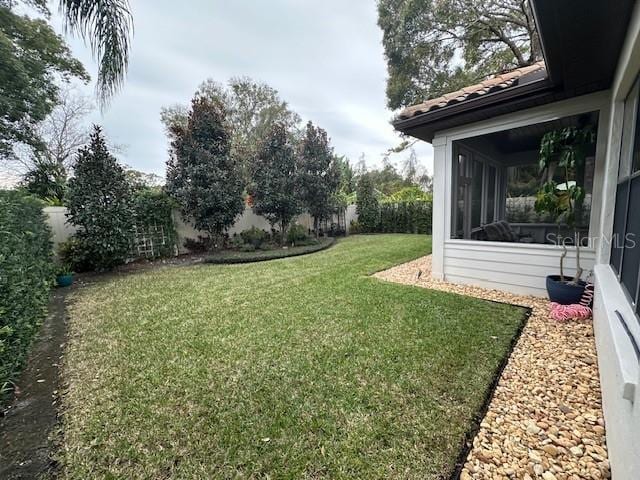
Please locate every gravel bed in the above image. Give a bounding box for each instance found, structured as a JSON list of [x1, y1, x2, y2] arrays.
[[373, 256, 609, 480]]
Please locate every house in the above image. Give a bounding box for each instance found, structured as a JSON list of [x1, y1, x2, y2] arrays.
[[393, 1, 640, 478]]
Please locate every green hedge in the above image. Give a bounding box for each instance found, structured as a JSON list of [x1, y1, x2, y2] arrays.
[[352, 200, 432, 234], [0, 191, 54, 398], [205, 238, 335, 264]]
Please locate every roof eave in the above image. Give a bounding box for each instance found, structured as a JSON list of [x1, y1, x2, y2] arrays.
[[393, 77, 554, 134]]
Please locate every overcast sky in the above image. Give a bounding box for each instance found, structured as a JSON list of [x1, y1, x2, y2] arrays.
[[49, 0, 433, 178]]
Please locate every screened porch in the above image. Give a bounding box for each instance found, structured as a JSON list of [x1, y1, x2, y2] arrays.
[[451, 111, 598, 246]]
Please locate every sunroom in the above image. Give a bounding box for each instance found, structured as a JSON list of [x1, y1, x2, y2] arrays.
[[397, 80, 609, 296], [391, 0, 634, 297]]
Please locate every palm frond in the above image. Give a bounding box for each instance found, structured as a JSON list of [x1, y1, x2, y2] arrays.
[[59, 0, 133, 108]]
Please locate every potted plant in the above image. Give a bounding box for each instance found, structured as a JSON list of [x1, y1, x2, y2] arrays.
[[56, 263, 75, 287], [535, 124, 596, 304]]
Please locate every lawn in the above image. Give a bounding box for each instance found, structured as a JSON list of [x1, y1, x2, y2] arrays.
[[60, 234, 527, 479]]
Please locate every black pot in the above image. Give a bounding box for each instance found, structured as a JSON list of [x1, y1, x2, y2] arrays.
[[546, 275, 586, 304]]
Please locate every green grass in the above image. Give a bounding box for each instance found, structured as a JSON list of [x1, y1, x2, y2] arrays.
[[60, 234, 526, 479]]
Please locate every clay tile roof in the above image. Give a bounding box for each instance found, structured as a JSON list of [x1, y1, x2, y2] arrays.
[[396, 61, 546, 121]]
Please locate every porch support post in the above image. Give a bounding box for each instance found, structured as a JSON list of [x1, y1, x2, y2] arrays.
[[431, 136, 447, 280]]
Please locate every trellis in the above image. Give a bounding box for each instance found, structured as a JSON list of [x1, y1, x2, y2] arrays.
[[132, 223, 175, 259]]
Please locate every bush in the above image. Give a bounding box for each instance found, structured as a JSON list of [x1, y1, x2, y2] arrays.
[[65, 127, 134, 271], [205, 237, 335, 264], [184, 236, 216, 253], [0, 191, 54, 400], [287, 223, 308, 245], [240, 227, 269, 249], [350, 200, 432, 235], [349, 220, 362, 234], [58, 237, 92, 272]]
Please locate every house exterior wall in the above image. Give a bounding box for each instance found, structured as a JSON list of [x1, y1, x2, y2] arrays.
[[590, 2, 640, 478], [429, 3, 640, 475], [431, 91, 610, 296]]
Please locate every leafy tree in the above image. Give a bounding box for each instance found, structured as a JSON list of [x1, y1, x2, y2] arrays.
[[65, 125, 133, 270], [166, 97, 244, 246], [384, 185, 431, 203], [125, 168, 164, 190], [356, 174, 379, 232], [161, 77, 300, 185], [377, 0, 541, 109], [22, 159, 67, 203], [335, 155, 355, 195], [298, 122, 340, 234], [0, 6, 88, 160], [366, 163, 407, 196], [11, 0, 134, 105], [249, 122, 301, 241]]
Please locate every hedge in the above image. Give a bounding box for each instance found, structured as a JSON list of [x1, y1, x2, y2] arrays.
[[352, 200, 432, 234], [205, 237, 335, 264], [0, 191, 54, 399]]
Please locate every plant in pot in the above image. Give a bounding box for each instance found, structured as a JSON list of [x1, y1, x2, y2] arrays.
[[56, 263, 75, 287], [535, 124, 596, 304]]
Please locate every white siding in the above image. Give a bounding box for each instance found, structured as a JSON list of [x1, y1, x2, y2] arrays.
[[591, 2, 640, 479], [430, 91, 609, 297], [443, 240, 596, 297]]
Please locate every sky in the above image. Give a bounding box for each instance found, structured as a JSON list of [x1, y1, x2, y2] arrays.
[[47, 0, 434, 179]]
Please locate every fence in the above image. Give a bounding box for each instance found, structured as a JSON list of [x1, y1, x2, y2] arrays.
[[45, 205, 360, 255]]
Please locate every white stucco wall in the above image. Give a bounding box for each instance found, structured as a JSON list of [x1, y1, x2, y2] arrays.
[[590, 2, 640, 478], [45, 205, 358, 255]]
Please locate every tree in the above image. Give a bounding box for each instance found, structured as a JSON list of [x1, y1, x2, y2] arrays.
[[366, 164, 407, 196], [0, 6, 88, 160], [65, 126, 133, 270], [58, 0, 133, 106], [22, 159, 67, 204], [249, 122, 301, 241], [356, 174, 379, 232], [334, 155, 354, 194], [161, 77, 300, 186], [166, 97, 244, 245], [401, 148, 432, 191], [298, 122, 340, 234], [377, 0, 541, 109], [125, 168, 164, 190], [3, 0, 132, 109]]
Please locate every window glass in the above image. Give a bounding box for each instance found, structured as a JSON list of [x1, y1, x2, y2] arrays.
[[620, 80, 639, 180], [610, 180, 629, 274], [620, 177, 640, 298]]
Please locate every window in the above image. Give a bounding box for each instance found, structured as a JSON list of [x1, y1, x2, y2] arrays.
[[610, 76, 640, 315], [451, 111, 598, 244], [451, 147, 500, 239]]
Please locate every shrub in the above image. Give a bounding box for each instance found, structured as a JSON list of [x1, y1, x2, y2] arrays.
[[287, 223, 308, 245], [184, 236, 215, 253], [58, 237, 91, 272], [0, 191, 54, 400], [240, 227, 269, 249], [356, 175, 379, 232], [65, 127, 134, 271]]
